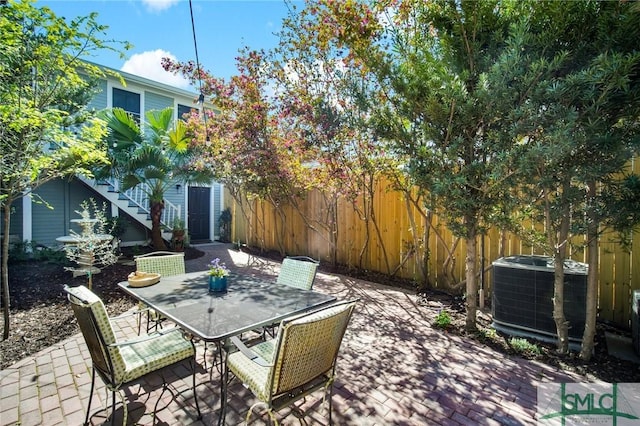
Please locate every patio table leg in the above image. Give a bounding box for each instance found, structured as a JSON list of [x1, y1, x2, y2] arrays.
[[218, 339, 231, 425]]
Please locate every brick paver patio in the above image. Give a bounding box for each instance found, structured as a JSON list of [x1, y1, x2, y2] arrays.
[[0, 243, 584, 425]]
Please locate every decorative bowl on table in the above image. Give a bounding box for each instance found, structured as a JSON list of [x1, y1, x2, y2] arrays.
[[127, 271, 161, 288]]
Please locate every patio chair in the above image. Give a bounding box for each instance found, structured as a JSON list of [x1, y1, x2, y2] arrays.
[[64, 285, 201, 425], [134, 251, 185, 333], [222, 299, 357, 425], [276, 256, 320, 290], [256, 256, 321, 338]]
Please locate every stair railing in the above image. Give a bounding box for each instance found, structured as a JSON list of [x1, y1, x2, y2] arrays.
[[106, 178, 181, 229]]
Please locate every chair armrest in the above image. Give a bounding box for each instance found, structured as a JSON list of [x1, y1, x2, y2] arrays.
[[229, 335, 272, 367]]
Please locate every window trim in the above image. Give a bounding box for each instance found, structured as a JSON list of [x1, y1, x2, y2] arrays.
[[107, 81, 144, 123]]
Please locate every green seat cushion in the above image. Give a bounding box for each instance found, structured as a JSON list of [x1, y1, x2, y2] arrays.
[[119, 328, 195, 383], [227, 340, 276, 401]]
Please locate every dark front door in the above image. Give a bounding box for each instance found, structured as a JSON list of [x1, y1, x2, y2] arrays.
[[188, 187, 210, 242]]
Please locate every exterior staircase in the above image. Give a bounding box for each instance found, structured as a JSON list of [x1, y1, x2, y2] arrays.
[[78, 176, 180, 241]]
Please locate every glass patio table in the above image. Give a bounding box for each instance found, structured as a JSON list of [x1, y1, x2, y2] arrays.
[[118, 270, 336, 423]]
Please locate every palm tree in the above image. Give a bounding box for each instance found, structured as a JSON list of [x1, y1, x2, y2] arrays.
[[96, 107, 212, 250]]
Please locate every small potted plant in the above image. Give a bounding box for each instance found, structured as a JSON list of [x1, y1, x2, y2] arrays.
[[208, 257, 230, 292], [172, 218, 186, 252]]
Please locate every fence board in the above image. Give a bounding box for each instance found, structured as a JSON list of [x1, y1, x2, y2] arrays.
[[228, 174, 639, 329]]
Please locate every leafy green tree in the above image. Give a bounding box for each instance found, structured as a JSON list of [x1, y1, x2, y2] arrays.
[[302, 0, 529, 330], [0, 0, 128, 339], [288, 1, 640, 351], [164, 50, 318, 255], [273, 6, 401, 270], [265, 1, 468, 288], [96, 107, 214, 250], [513, 1, 640, 356]]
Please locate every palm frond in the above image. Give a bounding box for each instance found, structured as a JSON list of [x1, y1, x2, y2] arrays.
[[100, 108, 142, 146], [145, 109, 173, 142], [169, 120, 189, 153], [128, 145, 169, 169], [143, 168, 167, 180], [121, 174, 142, 191]]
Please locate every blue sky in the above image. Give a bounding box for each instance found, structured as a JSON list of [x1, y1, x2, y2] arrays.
[[37, 0, 300, 89]]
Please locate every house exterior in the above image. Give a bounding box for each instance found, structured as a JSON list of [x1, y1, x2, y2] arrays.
[[7, 63, 225, 248]]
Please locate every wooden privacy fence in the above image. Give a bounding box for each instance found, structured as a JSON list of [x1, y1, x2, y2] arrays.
[[230, 179, 640, 330]]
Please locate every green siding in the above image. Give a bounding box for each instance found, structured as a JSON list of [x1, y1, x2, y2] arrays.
[[0, 199, 23, 238], [32, 179, 110, 246], [145, 91, 173, 113], [117, 209, 148, 242], [164, 178, 183, 213], [31, 180, 67, 246], [87, 79, 108, 111]]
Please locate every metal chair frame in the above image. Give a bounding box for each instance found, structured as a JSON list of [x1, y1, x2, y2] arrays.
[[276, 256, 320, 290], [64, 285, 201, 425], [134, 251, 185, 333], [261, 255, 321, 338], [222, 300, 357, 425]]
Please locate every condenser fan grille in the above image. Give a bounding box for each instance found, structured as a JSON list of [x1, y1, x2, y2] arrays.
[[492, 256, 587, 342]]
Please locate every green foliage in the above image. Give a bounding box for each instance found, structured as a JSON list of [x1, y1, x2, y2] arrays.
[[105, 216, 128, 239], [433, 310, 452, 329], [0, 0, 129, 208], [171, 217, 185, 231], [7, 240, 67, 264], [32, 245, 68, 263], [512, 1, 640, 250], [477, 327, 498, 341], [508, 337, 541, 357], [1, 0, 130, 338], [218, 208, 232, 243], [279, 0, 640, 342], [8, 240, 33, 263], [219, 208, 232, 225], [505, 1, 640, 356]]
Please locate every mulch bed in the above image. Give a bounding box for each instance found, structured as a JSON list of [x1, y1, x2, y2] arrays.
[[0, 246, 203, 370]]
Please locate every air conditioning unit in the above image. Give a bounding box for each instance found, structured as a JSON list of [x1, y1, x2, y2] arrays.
[[492, 255, 588, 345], [632, 290, 640, 356]]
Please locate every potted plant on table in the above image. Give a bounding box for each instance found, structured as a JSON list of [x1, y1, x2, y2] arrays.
[[208, 257, 230, 292]]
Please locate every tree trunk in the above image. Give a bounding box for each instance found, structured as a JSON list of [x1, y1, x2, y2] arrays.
[[581, 181, 598, 360], [552, 203, 571, 354], [328, 194, 339, 267], [150, 200, 167, 250], [465, 226, 478, 331], [552, 251, 569, 353], [420, 209, 432, 292], [2, 201, 13, 340]]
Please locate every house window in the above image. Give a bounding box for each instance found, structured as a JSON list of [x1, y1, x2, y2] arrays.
[[177, 104, 196, 121], [113, 88, 141, 123]]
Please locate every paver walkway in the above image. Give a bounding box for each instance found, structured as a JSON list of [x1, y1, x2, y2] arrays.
[[0, 243, 584, 425]]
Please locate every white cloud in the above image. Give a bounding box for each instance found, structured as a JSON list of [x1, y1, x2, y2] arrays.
[[141, 0, 179, 13], [121, 49, 192, 89]]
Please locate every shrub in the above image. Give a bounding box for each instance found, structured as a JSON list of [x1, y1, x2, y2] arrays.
[[434, 310, 452, 329], [8, 240, 68, 264], [478, 327, 498, 341], [509, 337, 541, 356]]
